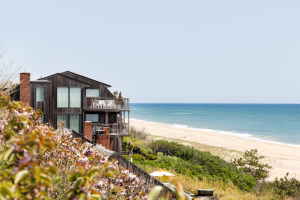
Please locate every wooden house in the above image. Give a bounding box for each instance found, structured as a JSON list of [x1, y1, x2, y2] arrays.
[[17, 71, 130, 153]]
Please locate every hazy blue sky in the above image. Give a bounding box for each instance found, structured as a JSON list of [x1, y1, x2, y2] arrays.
[[1, 1, 300, 103]]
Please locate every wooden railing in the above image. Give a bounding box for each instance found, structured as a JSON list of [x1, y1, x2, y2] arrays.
[[92, 123, 129, 135], [83, 97, 130, 110]]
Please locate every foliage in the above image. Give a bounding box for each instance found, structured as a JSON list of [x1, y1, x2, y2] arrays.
[[123, 154, 146, 162], [150, 140, 257, 191], [113, 91, 118, 98], [130, 126, 148, 140], [0, 92, 149, 199], [233, 149, 272, 181], [145, 154, 157, 160], [266, 173, 300, 198]]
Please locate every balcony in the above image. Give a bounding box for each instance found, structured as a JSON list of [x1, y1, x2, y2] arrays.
[[92, 123, 129, 136], [83, 97, 130, 110]]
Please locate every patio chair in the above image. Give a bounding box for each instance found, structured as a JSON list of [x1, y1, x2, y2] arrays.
[[100, 100, 106, 109], [95, 100, 104, 109], [107, 100, 115, 109], [90, 99, 95, 108]]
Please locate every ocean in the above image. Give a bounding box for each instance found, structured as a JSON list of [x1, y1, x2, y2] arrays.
[[130, 104, 300, 147]]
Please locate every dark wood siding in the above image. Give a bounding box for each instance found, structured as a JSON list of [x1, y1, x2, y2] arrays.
[[39, 72, 117, 133], [42, 74, 90, 131], [30, 82, 50, 124]]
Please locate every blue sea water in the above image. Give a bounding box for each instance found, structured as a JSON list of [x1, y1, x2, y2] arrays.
[[130, 104, 300, 147]]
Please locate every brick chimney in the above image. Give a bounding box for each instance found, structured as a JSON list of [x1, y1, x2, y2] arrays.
[[20, 72, 30, 105]]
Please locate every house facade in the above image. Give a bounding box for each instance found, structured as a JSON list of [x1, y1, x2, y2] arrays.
[[17, 71, 130, 153]]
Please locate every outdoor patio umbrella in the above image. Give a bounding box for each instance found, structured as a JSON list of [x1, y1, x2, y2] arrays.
[[149, 169, 175, 177]]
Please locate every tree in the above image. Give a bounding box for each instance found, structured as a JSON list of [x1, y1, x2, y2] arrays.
[[113, 90, 118, 98], [233, 149, 272, 181], [0, 45, 21, 96]]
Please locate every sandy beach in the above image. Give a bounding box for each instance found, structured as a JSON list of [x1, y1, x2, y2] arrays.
[[131, 119, 300, 181]]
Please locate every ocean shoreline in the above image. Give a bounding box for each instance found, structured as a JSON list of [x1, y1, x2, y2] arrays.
[[130, 119, 300, 181], [131, 118, 300, 148]]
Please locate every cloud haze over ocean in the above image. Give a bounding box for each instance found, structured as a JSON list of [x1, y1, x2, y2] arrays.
[[1, 1, 299, 103]]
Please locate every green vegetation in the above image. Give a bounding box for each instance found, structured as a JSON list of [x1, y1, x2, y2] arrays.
[[233, 149, 272, 181], [150, 140, 256, 191], [124, 129, 300, 199]]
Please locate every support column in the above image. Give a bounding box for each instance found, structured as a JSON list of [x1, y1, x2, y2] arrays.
[[128, 111, 130, 132], [105, 112, 108, 125], [119, 111, 123, 134]]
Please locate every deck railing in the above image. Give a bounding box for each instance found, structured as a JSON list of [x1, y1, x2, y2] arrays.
[[93, 122, 129, 135], [83, 97, 130, 110]]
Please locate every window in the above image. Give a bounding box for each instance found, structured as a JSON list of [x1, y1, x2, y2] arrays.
[[36, 87, 45, 102], [86, 89, 100, 97], [40, 114, 44, 124], [70, 88, 81, 107], [70, 114, 80, 133], [86, 114, 99, 122], [57, 87, 68, 107], [57, 114, 68, 128]]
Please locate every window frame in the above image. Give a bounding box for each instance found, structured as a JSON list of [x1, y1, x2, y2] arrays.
[[69, 87, 82, 108], [57, 87, 69, 108], [85, 114, 99, 123], [86, 89, 100, 97], [36, 87, 45, 102]]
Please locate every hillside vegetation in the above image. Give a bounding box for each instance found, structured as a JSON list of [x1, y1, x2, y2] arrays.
[[125, 127, 300, 199]]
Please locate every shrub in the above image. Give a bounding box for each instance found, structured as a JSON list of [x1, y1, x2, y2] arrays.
[[233, 149, 272, 181], [0, 93, 149, 199], [150, 140, 256, 191], [123, 154, 146, 162], [267, 173, 300, 198], [145, 153, 157, 160], [130, 126, 148, 140]]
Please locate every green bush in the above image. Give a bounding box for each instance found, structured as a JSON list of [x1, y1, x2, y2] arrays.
[[150, 140, 256, 191], [123, 154, 146, 162], [233, 149, 272, 181], [145, 154, 157, 160], [266, 173, 300, 198]]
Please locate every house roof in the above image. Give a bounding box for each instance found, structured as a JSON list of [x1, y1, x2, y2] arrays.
[[61, 71, 112, 87], [39, 73, 91, 87], [39, 71, 111, 88]]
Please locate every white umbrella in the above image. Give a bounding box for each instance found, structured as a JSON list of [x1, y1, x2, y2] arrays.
[[149, 169, 175, 177]]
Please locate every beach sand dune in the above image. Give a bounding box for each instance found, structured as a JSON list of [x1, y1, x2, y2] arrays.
[[131, 119, 300, 181]]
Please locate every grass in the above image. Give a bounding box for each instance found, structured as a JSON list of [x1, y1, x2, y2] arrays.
[[134, 159, 281, 200]]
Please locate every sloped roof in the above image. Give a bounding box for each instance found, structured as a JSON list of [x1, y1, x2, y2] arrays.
[[39, 71, 111, 87], [39, 73, 91, 87], [61, 71, 111, 87]]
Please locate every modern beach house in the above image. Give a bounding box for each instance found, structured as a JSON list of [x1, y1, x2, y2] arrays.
[[15, 71, 130, 153]]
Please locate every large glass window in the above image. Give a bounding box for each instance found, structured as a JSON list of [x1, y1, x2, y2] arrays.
[[86, 89, 100, 97], [70, 114, 80, 133], [86, 114, 99, 122], [70, 88, 81, 107], [57, 114, 68, 128], [36, 87, 45, 102], [57, 87, 69, 107]]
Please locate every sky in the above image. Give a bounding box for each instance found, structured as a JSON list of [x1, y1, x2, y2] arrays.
[[1, 1, 300, 103]]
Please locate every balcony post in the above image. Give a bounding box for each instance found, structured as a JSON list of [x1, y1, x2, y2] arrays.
[[105, 112, 108, 125], [119, 111, 122, 134]]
